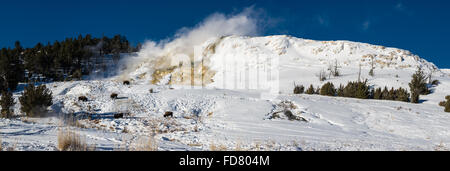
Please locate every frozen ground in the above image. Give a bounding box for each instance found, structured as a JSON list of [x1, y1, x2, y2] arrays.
[[1, 35, 450, 151]]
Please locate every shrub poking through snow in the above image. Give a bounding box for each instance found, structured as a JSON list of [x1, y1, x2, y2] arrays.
[[19, 84, 53, 117], [110, 93, 118, 99], [293, 85, 304, 94], [0, 91, 15, 118], [317, 70, 327, 81], [57, 129, 89, 151], [305, 85, 315, 94], [133, 136, 158, 151], [78, 96, 88, 102], [439, 96, 450, 113], [123, 80, 130, 85], [320, 82, 336, 96], [149, 88, 154, 93], [268, 101, 307, 122]]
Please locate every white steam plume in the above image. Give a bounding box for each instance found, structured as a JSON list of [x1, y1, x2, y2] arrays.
[[120, 7, 263, 82]]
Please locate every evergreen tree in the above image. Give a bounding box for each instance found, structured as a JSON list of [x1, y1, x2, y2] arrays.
[[355, 80, 370, 99], [320, 82, 336, 96], [2, 34, 132, 82], [409, 67, 430, 95], [0, 48, 24, 90], [373, 87, 382, 99], [293, 84, 304, 94], [306, 85, 315, 94], [369, 88, 374, 99], [19, 84, 53, 117], [411, 90, 420, 103], [388, 87, 396, 100], [343, 82, 356, 98], [395, 87, 410, 102], [381, 87, 389, 100], [342, 80, 370, 99], [0, 91, 15, 118], [0, 77, 5, 92], [337, 84, 345, 97], [72, 69, 82, 80]]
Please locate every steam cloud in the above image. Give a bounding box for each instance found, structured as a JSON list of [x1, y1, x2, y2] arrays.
[[120, 7, 264, 82]]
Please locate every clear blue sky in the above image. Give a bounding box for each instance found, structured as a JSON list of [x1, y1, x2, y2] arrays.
[[1, 0, 449, 68]]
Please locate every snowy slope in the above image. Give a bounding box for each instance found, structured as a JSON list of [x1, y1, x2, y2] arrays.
[[126, 35, 440, 90], [1, 35, 450, 151]]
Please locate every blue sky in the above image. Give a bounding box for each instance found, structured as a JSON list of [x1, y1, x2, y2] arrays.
[[1, 0, 449, 68]]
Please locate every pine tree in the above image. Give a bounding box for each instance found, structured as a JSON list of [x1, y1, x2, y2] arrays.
[[19, 84, 53, 117], [355, 80, 370, 99], [381, 87, 389, 100], [411, 90, 420, 103], [369, 88, 374, 99], [0, 91, 15, 118], [320, 82, 336, 96], [373, 87, 382, 99], [395, 87, 410, 102], [409, 67, 430, 96], [337, 84, 345, 97], [72, 69, 82, 80], [0, 77, 6, 92], [0, 48, 24, 90], [388, 87, 396, 100], [293, 84, 304, 94], [306, 85, 315, 94], [342, 80, 370, 99], [343, 82, 356, 98]]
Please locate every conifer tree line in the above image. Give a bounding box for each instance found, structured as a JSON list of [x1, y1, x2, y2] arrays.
[[294, 81, 412, 103], [0, 34, 140, 91], [294, 67, 432, 104]]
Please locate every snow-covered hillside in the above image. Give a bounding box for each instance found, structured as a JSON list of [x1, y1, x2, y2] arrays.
[[125, 35, 441, 91], [1, 35, 450, 151]]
